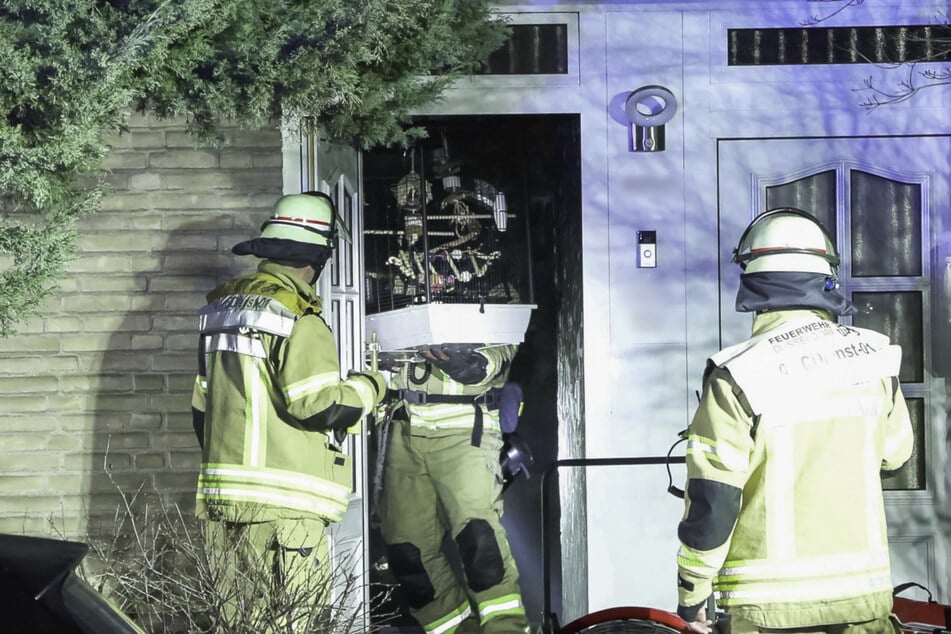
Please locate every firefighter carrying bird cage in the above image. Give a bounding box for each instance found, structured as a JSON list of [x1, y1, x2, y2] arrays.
[[364, 136, 536, 358]]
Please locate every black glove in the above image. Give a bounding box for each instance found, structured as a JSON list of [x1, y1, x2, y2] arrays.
[[417, 344, 488, 384], [677, 599, 705, 624]]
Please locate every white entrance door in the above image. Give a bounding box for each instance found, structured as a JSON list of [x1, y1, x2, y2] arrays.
[[305, 132, 371, 625], [718, 136, 950, 603]]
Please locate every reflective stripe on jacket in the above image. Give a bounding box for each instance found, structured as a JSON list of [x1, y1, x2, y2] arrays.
[[677, 309, 914, 627], [192, 261, 374, 524]]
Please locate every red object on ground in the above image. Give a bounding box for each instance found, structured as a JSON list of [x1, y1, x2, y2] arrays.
[[560, 606, 689, 634], [893, 582, 951, 630]]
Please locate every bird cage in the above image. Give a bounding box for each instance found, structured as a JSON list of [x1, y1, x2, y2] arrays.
[[363, 141, 535, 360]]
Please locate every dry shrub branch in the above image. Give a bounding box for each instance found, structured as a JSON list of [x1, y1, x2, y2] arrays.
[[79, 471, 396, 633]]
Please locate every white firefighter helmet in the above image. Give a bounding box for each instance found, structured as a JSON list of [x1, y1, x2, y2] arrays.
[[732, 207, 839, 275], [260, 191, 349, 248]]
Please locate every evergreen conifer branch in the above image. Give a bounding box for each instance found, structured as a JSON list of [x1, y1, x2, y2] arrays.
[[0, 1, 507, 336]]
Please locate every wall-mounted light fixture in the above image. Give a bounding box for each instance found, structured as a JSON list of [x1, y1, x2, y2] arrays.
[[625, 85, 678, 152]]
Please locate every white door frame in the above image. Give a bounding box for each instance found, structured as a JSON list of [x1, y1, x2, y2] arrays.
[[285, 123, 372, 626]]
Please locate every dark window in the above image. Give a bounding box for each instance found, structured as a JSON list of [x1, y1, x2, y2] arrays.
[[480, 24, 569, 75], [728, 25, 951, 66], [852, 291, 924, 384], [882, 397, 926, 491]]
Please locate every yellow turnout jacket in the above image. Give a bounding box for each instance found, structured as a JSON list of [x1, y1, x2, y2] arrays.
[[192, 261, 382, 526], [677, 309, 914, 627]]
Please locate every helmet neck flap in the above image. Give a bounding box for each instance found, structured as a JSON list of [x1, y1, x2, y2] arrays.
[[736, 270, 857, 315]]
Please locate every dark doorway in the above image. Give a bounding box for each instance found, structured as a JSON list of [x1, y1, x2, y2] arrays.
[[362, 114, 581, 631]]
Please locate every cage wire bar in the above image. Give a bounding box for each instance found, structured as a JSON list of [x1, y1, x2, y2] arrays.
[[363, 137, 536, 358], [364, 143, 532, 311]]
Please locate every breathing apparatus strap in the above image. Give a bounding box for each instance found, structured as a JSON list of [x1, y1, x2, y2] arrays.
[[385, 388, 502, 447], [472, 406, 483, 447]]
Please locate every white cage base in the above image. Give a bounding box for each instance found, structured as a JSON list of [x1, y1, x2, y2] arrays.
[[365, 303, 536, 353]]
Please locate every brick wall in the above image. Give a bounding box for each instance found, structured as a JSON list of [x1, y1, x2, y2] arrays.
[[0, 111, 284, 540]]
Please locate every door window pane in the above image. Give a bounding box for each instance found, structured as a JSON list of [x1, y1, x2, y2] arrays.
[[852, 291, 923, 383], [882, 397, 925, 491], [344, 189, 354, 288], [850, 170, 922, 277], [766, 170, 837, 241], [331, 185, 342, 288], [331, 238, 341, 287]]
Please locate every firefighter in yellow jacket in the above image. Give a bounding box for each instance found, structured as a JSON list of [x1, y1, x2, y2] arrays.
[[677, 209, 914, 634], [192, 192, 385, 630], [379, 343, 530, 634]]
